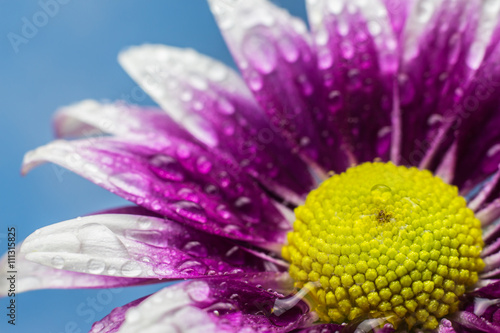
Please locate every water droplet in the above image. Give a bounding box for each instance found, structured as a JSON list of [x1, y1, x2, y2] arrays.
[[247, 70, 263, 91], [172, 201, 207, 223], [186, 280, 210, 302], [196, 156, 212, 174], [183, 241, 208, 258], [177, 259, 208, 275], [125, 229, 167, 248], [371, 184, 392, 194], [416, 0, 434, 23], [126, 308, 141, 323], [208, 63, 228, 82], [224, 246, 245, 265], [180, 91, 193, 102], [121, 261, 142, 277], [315, 29, 329, 46], [216, 97, 235, 115], [234, 196, 251, 208], [328, 1, 343, 14], [317, 47, 333, 69], [149, 154, 184, 182], [277, 36, 299, 63], [136, 216, 152, 229], [297, 75, 313, 96], [242, 32, 277, 74], [367, 21, 382, 36], [340, 40, 354, 59], [216, 204, 231, 219], [189, 74, 208, 91], [51, 256, 65, 269], [88, 259, 106, 274], [176, 145, 191, 159]]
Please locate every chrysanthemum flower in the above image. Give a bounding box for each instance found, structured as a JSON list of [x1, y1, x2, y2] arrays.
[[3, 0, 500, 331]]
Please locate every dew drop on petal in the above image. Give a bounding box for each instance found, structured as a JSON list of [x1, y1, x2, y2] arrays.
[[51, 256, 65, 269], [87, 259, 106, 274], [149, 154, 184, 182], [277, 35, 299, 63], [172, 201, 207, 223], [186, 280, 210, 302], [177, 259, 207, 275], [196, 156, 212, 174], [121, 261, 142, 277], [182, 241, 208, 258], [216, 97, 235, 115], [242, 32, 277, 74], [247, 69, 263, 91]]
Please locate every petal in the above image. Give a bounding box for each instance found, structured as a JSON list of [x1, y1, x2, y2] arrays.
[[294, 324, 345, 333], [118, 45, 315, 203], [53, 100, 196, 143], [477, 199, 500, 227], [113, 274, 312, 333], [0, 247, 153, 295], [472, 280, 500, 298], [209, 0, 350, 173], [438, 318, 458, 333], [306, 0, 397, 163], [22, 137, 290, 249], [452, 310, 500, 333], [395, 0, 484, 167], [20, 214, 279, 279], [90, 296, 147, 333]]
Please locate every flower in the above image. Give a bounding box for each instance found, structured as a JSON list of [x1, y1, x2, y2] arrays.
[[3, 0, 500, 331]]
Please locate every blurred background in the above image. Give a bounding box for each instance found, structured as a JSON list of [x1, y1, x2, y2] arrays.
[[0, 1, 306, 332]]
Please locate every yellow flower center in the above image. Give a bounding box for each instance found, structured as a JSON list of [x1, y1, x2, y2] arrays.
[[282, 162, 484, 330]]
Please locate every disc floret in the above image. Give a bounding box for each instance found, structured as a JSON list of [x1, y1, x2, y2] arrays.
[[282, 162, 484, 329]]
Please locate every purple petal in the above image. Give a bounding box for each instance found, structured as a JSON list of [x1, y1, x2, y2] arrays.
[[472, 280, 500, 298], [468, 170, 500, 212], [452, 310, 500, 333], [53, 100, 196, 143], [0, 248, 154, 295], [477, 199, 500, 227], [294, 323, 345, 333], [20, 214, 280, 280], [395, 0, 483, 167], [90, 296, 147, 333], [306, 0, 397, 163], [381, 0, 413, 39], [119, 45, 315, 203], [209, 0, 350, 173], [438, 318, 457, 333], [105, 273, 313, 333], [22, 137, 290, 250]]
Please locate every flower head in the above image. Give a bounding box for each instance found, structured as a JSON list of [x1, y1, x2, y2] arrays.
[[3, 0, 500, 332]]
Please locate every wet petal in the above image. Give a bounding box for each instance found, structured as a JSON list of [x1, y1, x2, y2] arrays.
[[437, 318, 458, 333], [90, 296, 147, 333], [395, 0, 485, 167], [22, 137, 290, 250], [54, 100, 196, 142], [20, 214, 279, 279], [113, 274, 312, 333], [0, 248, 153, 295], [452, 310, 500, 333], [209, 0, 350, 173], [119, 45, 315, 203], [306, 0, 397, 163]]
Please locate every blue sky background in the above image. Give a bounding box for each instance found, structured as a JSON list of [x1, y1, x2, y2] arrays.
[[0, 1, 306, 332]]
